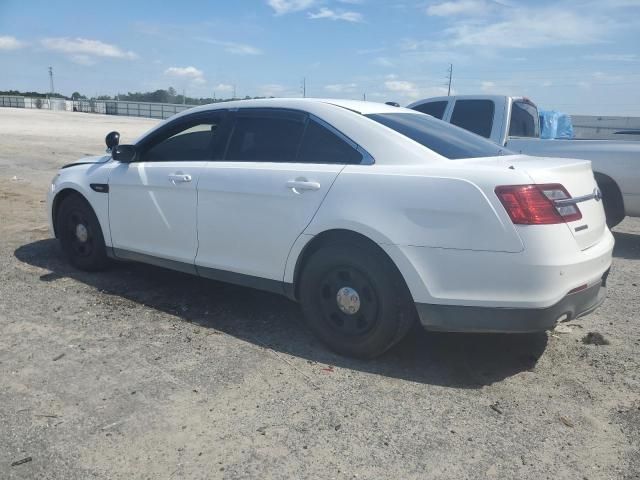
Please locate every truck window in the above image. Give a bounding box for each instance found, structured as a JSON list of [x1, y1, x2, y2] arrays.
[[450, 100, 494, 138], [412, 101, 448, 120], [509, 101, 539, 138]]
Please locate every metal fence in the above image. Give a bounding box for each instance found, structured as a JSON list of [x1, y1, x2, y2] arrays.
[[2, 95, 640, 139], [0, 95, 193, 120]]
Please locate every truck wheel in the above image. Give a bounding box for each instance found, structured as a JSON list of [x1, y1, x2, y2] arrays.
[[56, 194, 109, 271], [299, 243, 416, 359], [595, 174, 624, 228]]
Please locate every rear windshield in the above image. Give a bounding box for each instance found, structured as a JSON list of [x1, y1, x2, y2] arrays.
[[366, 113, 510, 160]]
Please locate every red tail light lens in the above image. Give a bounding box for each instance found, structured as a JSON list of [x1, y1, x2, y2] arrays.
[[495, 184, 582, 225]]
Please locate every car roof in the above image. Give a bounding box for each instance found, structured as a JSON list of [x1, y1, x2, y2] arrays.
[[183, 97, 413, 116]]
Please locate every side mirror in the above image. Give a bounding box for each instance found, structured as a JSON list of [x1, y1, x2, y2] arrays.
[[105, 131, 120, 151], [112, 144, 137, 163]]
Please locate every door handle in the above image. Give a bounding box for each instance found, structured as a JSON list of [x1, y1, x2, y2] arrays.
[[286, 180, 321, 194], [168, 173, 192, 184]]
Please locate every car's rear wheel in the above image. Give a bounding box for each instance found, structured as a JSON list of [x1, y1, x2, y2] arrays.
[[299, 243, 415, 358], [595, 174, 625, 228], [56, 194, 109, 271]]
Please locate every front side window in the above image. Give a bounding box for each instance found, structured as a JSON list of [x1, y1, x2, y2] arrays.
[[297, 118, 363, 164], [366, 112, 510, 160], [225, 109, 306, 162], [509, 101, 539, 138], [140, 112, 227, 162], [450, 99, 495, 138], [412, 101, 448, 120]]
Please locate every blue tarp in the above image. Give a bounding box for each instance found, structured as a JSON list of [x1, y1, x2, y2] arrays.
[[539, 110, 574, 139]]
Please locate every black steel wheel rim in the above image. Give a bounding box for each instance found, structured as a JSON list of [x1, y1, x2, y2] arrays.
[[65, 209, 94, 257], [317, 265, 379, 336]]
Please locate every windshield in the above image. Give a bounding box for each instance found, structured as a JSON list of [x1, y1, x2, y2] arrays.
[[366, 112, 511, 160]]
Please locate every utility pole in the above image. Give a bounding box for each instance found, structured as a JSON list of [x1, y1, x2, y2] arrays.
[[447, 63, 453, 96], [182, 87, 186, 104], [362, 92, 366, 101], [48, 66, 54, 95], [301, 77, 306, 98]]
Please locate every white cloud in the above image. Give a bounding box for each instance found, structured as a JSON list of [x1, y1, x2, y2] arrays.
[[0, 35, 25, 50], [165, 66, 206, 85], [197, 38, 262, 55], [584, 53, 637, 62], [372, 56, 394, 67], [384, 80, 420, 98], [267, 0, 316, 15], [213, 83, 234, 93], [445, 9, 608, 48], [41, 37, 137, 59], [481, 81, 496, 92], [70, 55, 97, 66], [426, 0, 493, 17], [258, 83, 288, 96], [324, 83, 358, 93], [308, 8, 363, 22]]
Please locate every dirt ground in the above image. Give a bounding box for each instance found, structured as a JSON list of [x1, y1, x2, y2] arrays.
[[0, 107, 639, 480]]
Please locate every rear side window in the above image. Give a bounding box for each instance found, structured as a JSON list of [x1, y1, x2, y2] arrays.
[[509, 101, 539, 138], [226, 109, 306, 162], [450, 100, 494, 138], [298, 119, 363, 164], [366, 113, 509, 160], [412, 101, 448, 120]]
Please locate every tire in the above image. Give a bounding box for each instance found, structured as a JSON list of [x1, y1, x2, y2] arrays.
[[298, 243, 416, 359], [595, 175, 625, 229], [56, 194, 109, 271]]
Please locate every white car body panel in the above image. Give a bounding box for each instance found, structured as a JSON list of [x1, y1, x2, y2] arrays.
[[196, 161, 343, 281], [48, 98, 614, 333], [108, 161, 204, 265]]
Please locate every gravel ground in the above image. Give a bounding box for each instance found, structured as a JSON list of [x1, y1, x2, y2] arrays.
[[0, 107, 639, 480]]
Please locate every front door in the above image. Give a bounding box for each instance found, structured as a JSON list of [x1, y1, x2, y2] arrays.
[[108, 111, 227, 269]]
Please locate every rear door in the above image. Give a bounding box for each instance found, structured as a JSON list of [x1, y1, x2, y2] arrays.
[[195, 109, 365, 282]]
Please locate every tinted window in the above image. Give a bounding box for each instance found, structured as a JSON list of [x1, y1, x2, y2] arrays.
[[298, 119, 363, 164], [450, 100, 494, 138], [366, 113, 509, 160], [509, 101, 539, 138], [141, 112, 227, 162], [412, 101, 448, 120], [226, 109, 305, 162]]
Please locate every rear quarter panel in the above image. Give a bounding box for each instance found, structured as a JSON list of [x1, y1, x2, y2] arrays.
[[305, 164, 526, 253]]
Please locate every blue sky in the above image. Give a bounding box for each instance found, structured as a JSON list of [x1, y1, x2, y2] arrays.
[[1, 0, 639, 115]]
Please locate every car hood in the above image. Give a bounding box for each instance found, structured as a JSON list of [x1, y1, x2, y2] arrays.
[[61, 154, 111, 169]]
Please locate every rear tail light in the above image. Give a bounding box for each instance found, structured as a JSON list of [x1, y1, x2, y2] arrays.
[[495, 184, 582, 225]]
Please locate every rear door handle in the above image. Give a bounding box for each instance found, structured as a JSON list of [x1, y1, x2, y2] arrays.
[[286, 180, 321, 193], [168, 173, 192, 184]]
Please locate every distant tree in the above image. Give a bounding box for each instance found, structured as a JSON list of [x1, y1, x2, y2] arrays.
[[71, 91, 87, 100]]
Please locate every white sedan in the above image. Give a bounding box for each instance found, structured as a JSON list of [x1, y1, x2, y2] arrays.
[[47, 99, 614, 358]]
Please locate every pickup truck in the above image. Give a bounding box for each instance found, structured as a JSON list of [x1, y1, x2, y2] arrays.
[[407, 95, 640, 227]]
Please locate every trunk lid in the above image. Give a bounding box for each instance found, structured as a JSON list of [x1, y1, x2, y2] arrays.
[[506, 155, 607, 250]]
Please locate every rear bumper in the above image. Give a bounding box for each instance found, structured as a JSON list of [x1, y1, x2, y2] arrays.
[[416, 272, 608, 333]]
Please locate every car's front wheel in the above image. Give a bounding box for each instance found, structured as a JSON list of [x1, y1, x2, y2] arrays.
[[299, 243, 415, 358], [56, 194, 109, 271]]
